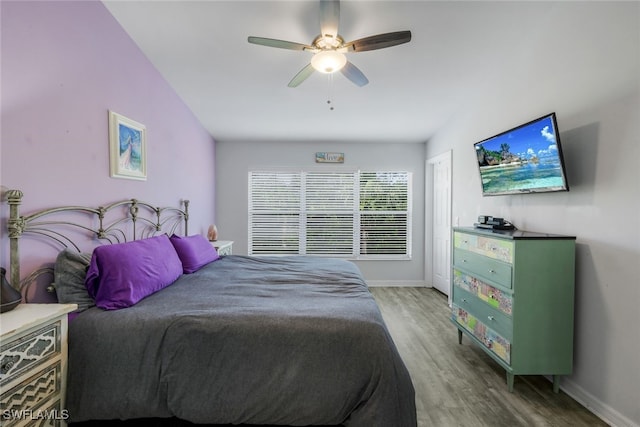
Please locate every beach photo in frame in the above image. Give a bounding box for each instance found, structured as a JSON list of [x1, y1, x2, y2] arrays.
[[109, 110, 147, 180]]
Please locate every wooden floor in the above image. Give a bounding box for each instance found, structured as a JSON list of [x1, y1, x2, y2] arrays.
[[369, 287, 607, 427]]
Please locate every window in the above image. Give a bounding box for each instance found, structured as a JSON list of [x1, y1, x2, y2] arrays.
[[249, 170, 412, 259]]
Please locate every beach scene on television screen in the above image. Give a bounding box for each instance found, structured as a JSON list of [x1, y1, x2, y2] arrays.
[[476, 116, 565, 193]]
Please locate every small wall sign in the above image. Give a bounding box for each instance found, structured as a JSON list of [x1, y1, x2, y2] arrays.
[[315, 152, 344, 163]]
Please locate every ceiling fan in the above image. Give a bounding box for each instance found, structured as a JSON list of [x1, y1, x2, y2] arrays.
[[248, 0, 411, 88]]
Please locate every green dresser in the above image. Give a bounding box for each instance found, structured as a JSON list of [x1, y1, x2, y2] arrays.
[[451, 227, 576, 392]]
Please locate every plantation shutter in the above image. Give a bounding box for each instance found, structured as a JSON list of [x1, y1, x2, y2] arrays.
[[249, 171, 301, 254], [305, 172, 355, 256], [249, 170, 411, 259], [359, 172, 410, 255]]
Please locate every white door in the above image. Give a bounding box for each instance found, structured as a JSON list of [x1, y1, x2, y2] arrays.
[[426, 151, 452, 299]]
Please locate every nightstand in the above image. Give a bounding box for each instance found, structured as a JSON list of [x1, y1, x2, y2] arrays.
[[1, 303, 77, 427], [211, 240, 233, 256]]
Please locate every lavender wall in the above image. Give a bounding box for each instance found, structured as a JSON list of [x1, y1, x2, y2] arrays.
[[0, 1, 216, 299]]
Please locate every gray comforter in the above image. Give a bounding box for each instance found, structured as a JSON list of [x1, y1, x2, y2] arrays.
[[66, 255, 416, 426]]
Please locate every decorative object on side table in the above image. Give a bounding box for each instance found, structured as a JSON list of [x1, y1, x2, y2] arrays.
[[0, 266, 21, 313], [207, 224, 218, 241]]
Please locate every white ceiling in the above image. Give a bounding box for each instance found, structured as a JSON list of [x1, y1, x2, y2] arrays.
[[102, 1, 566, 144]]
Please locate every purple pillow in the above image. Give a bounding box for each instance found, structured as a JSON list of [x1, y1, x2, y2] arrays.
[[170, 234, 220, 274], [85, 235, 183, 310]]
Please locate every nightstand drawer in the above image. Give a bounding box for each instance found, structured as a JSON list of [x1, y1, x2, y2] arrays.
[[1, 362, 61, 426], [452, 287, 512, 340], [25, 399, 63, 427], [3, 399, 63, 427], [454, 231, 514, 263], [453, 249, 512, 289], [1, 322, 60, 386]]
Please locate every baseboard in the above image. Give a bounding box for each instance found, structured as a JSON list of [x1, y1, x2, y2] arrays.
[[366, 280, 428, 287], [558, 377, 639, 427]]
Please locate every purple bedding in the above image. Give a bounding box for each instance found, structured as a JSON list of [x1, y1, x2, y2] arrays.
[[66, 255, 416, 426]]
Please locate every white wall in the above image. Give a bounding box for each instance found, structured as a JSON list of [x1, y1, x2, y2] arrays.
[[215, 140, 425, 285], [425, 2, 639, 426]]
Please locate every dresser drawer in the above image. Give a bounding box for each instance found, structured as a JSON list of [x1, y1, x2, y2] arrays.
[[0, 322, 60, 386], [454, 231, 514, 263], [453, 248, 513, 289], [452, 304, 511, 365], [453, 269, 513, 316], [452, 287, 512, 340], [1, 362, 61, 426]]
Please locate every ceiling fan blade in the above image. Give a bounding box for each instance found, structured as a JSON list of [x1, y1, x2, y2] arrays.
[[288, 63, 315, 88], [320, 0, 340, 40], [248, 36, 315, 51], [340, 61, 369, 87], [342, 30, 412, 52]]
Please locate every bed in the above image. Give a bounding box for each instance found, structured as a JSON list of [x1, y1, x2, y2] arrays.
[[5, 190, 416, 426]]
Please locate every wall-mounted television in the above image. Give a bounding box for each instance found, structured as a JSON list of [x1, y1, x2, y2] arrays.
[[474, 112, 569, 196]]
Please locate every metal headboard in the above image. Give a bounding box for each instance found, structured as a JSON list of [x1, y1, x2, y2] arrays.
[[6, 189, 189, 295]]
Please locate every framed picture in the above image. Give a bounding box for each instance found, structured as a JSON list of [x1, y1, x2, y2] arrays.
[[109, 110, 147, 180]]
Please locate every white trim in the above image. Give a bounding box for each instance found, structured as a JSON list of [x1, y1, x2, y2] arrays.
[[365, 280, 428, 287], [558, 377, 639, 427], [425, 150, 453, 303]]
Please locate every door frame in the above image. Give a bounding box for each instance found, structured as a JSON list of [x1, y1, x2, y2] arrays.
[[425, 150, 452, 304]]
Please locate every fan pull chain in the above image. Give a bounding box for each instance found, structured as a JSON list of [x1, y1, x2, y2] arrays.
[[327, 73, 335, 111]]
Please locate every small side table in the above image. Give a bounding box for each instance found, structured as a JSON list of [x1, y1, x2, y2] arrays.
[[1, 303, 77, 427], [211, 240, 233, 256]]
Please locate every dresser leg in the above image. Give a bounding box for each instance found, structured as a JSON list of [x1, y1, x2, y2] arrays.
[[506, 372, 514, 392], [457, 329, 462, 344], [552, 375, 560, 393]]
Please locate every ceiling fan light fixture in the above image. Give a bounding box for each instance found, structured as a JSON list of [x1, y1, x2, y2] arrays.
[[311, 50, 347, 74]]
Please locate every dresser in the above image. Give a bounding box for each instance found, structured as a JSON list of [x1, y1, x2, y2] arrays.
[[1, 304, 77, 427], [450, 227, 575, 392], [211, 240, 233, 256]]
